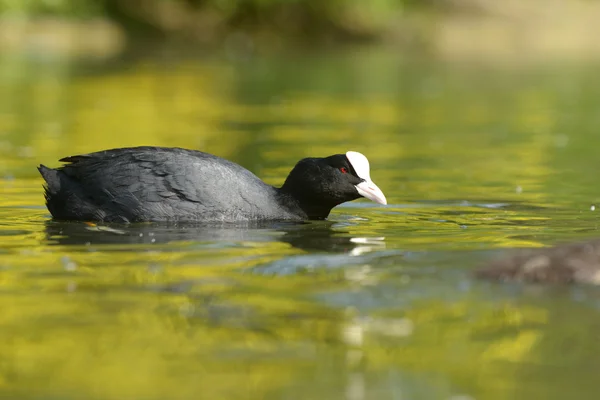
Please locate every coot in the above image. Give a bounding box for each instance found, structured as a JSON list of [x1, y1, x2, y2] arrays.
[[38, 146, 387, 223]]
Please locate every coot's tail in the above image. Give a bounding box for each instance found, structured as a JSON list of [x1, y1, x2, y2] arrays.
[[38, 164, 61, 202], [38, 164, 94, 221]]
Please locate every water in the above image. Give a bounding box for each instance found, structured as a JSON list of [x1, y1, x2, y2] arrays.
[[1, 46, 600, 399]]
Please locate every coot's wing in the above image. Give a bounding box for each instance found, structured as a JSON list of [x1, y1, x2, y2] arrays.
[[57, 147, 276, 221]]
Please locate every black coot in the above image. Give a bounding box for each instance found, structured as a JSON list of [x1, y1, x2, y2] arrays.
[[38, 146, 387, 223]]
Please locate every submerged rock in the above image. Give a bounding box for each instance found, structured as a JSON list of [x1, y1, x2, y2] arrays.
[[475, 238, 600, 285]]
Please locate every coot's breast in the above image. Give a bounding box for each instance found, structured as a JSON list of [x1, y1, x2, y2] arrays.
[[54, 147, 299, 222]]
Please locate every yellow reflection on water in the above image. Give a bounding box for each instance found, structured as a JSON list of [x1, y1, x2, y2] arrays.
[[0, 51, 598, 399]]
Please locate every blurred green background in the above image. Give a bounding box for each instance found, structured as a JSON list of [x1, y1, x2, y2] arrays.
[[2, 1, 600, 400], [0, 0, 419, 40], [3, 0, 600, 63]]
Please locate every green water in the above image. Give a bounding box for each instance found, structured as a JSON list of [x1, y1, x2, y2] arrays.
[[1, 46, 600, 399]]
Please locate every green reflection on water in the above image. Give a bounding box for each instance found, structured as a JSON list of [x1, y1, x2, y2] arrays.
[[1, 48, 600, 399]]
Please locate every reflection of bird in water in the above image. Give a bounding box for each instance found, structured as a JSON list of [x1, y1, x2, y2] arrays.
[[475, 238, 600, 285], [44, 220, 287, 246], [279, 221, 385, 255], [44, 220, 386, 256]]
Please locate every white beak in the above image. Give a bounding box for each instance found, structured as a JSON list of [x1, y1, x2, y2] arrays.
[[355, 180, 387, 205], [346, 151, 387, 205]]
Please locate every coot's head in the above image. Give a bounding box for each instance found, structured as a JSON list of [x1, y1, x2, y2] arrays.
[[280, 151, 387, 219]]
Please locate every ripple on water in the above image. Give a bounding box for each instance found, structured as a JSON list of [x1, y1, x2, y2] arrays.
[[3, 52, 600, 399]]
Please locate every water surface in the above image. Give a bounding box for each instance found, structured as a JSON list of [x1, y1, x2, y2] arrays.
[[1, 47, 600, 399]]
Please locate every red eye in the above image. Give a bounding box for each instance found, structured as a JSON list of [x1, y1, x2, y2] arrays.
[[340, 167, 348, 174]]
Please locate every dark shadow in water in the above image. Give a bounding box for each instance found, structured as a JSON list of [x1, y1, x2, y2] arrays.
[[43, 219, 385, 254]]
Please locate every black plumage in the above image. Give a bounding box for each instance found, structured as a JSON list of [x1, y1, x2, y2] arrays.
[[38, 146, 380, 223]]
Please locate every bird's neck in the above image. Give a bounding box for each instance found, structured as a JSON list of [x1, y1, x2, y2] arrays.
[[276, 186, 335, 220]]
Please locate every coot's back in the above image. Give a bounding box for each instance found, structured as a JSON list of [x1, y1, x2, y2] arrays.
[[39, 146, 301, 223]]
